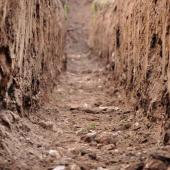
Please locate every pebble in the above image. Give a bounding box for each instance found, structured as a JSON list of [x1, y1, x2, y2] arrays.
[[96, 132, 117, 145], [53, 165, 65, 170], [144, 158, 167, 170], [112, 131, 122, 137], [122, 163, 144, 170], [134, 122, 139, 127], [98, 106, 119, 112], [83, 103, 88, 108], [101, 144, 116, 150], [114, 149, 119, 153], [133, 122, 141, 130], [70, 164, 81, 170], [48, 150, 61, 159], [88, 152, 97, 160], [81, 131, 97, 142], [76, 128, 87, 135], [39, 120, 54, 130]]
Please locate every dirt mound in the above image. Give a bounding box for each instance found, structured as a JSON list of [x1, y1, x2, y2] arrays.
[[0, 0, 66, 113], [89, 0, 170, 137]]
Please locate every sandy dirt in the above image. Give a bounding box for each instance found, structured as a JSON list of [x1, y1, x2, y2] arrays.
[[0, 0, 169, 170]]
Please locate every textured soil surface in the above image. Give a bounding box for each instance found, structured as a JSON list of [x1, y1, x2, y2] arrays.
[[0, 0, 66, 112], [89, 0, 170, 122], [0, 0, 170, 170]]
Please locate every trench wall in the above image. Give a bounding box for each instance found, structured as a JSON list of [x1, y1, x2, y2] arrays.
[[90, 0, 170, 120], [0, 0, 66, 112]]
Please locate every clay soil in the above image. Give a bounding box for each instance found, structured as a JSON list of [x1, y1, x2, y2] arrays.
[[0, 0, 168, 170]]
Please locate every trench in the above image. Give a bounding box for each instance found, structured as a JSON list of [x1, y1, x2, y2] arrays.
[[0, 0, 167, 170]]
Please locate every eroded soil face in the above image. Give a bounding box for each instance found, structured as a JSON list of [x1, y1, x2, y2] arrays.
[[0, 0, 169, 170]]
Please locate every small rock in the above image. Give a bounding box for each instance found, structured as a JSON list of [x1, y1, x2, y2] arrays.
[[81, 131, 97, 143], [144, 158, 167, 170], [39, 120, 54, 130], [124, 163, 144, 170], [101, 144, 116, 151], [48, 150, 61, 159], [69, 105, 80, 111], [70, 164, 81, 170], [98, 86, 102, 89], [68, 147, 80, 155], [53, 165, 65, 170], [136, 152, 142, 156], [78, 148, 97, 161], [83, 108, 100, 114], [83, 103, 88, 108], [88, 152, 97, 160], [59, 156, 73, 165], [99, 106, 119, 112], [113, 149, 119, 153], [76, 128, 87, 135], [133, 122, 141, 130], [134, 122, 139, 127], [112, 131, 122, 136], [96, 132, 117, 145], [79, 148, 91, 156]]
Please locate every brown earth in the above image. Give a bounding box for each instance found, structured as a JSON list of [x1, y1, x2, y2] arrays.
[[0, 0, 170, 170], [89, 0, 170, 127], [0, 0, 66, 112]]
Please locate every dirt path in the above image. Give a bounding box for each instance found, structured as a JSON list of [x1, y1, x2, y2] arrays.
[[0, 0, 163, 170]]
